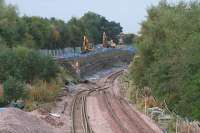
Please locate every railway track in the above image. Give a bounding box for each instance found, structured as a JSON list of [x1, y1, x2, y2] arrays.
[[71, 89, 93, 133], [103, 69, 156, 133], [71, 69, 157, 133], [101, 70, 134, 133], [71, 70, 124, 133]]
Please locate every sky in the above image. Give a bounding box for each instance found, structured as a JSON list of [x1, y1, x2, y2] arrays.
[[5, 0, 188, 34]]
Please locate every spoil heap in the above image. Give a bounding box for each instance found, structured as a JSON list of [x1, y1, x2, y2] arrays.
[[0, 108, 54, 133]]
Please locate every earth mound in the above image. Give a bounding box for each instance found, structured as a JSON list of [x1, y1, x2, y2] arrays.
[[0, 108, 54, 133]]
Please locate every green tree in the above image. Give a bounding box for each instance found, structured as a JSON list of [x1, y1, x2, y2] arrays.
[[80, 12, 123, 44], [3, 76, 25, 103], [0, 47, 59, 83], [67, 17, 86, 50], [130, 0, 200, 120], [0, 0, 18, 47]]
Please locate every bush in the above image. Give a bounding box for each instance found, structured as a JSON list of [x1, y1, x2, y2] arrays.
[[28, 81, 60, 103], [3, 76, 25, 103], [0, 97, 6, 107], [0, 47, 59, 83], [130, 1, 200, 120]]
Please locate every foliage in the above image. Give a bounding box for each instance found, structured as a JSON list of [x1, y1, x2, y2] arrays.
[[3, 76, 25, 103], [0, 0, 122, 49], [80, 12, 123, 44], [0, 0, 18, 47], [67, 17, 86, 49], [123, 33, 136, 44], [0, 84, 6, 106], [130, 0, 200, 120], [0, 47, 59, 82], [0, 96, 6, 107], [27, 81, 60, 103]]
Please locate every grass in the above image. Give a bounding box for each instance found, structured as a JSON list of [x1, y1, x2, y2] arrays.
[[24, 80, 61, 111], [0, 84, 3, 97]]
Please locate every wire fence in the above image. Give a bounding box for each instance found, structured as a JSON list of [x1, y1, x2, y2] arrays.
[[39, 45, 135, 60], [145, 99, 200, 133], [119, 77, 200, 133]]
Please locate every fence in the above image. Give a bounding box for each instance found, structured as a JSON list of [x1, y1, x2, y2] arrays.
[[146, 101, 200, 133], [39, 45, 135, 59], [119, 77, 200, 133]]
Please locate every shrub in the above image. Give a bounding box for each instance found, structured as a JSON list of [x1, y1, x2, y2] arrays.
[[28, 81, 60, 103], [0, 47, 59, 83], [39, 56, 59, 81], [24, 100, 39, 111], [3, 76, 25, 103], [0, 97, 6, 107], [130, 0, 200, 120]]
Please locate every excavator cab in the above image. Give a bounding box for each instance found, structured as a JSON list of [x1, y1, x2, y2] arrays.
[[81, 36, 93, 53]]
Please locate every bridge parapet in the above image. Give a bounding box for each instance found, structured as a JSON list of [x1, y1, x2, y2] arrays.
[[57, 48, 135, 78]]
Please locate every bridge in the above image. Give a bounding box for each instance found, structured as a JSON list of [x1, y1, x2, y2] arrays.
[[54, 46, 135, 78]]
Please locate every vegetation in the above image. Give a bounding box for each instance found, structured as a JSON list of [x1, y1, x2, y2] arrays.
[[0, 47, 60, 106], [3, 76, 25, 103], [123, 33, 136, 44], [24, 81, 60, 111], [129, 0, 200, 120], [1, 0, 123, 108], [0, 47, 59, 82], [0, 0, 122, 49]]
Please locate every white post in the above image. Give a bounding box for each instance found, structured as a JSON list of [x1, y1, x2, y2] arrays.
[[144, 96, 147, 115], [176, 116, 178, 133], [187, 122, 190, 133]]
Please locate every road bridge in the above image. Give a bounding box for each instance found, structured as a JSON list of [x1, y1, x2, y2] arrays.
[[56, 48, 135, 78]]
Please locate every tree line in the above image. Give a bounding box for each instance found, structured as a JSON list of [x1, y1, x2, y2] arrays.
[[130, 0, 200, 120], [0, 0, 122, 50]]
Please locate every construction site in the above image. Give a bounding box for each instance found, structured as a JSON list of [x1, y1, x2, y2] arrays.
[[0, 31, 163, 133], [1, 0, 200, 133]]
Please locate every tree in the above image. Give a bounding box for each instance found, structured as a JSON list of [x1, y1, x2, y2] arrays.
[[67, 17, 86, 50], [3, 76, 25, 103], [130, 0, 200, 120], [0, 47, 59, 83], [124, 33, 136, 44], [0, 1, 123, 49], [23, 16, 52, 49], [0, 0, 18, 47], [80, 12, 123, 44]]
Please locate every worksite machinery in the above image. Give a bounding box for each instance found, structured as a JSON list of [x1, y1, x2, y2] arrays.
[[81, 36, 93, 53], [102, 32, 116, 48]]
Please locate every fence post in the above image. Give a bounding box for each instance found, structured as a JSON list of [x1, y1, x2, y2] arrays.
[[176, 116, 178, 133], [144, 96, 147, 115], [187, 122, 190, 133]]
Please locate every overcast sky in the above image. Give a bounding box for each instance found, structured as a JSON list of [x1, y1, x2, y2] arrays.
[[5, 0, 188, 34]]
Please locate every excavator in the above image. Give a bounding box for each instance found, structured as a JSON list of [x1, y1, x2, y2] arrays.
[[102, 32, 109, 48], [82, 36, 93, 53], [102, 32, 116, 48]]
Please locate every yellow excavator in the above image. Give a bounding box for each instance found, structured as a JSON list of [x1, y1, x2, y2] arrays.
[[102, 32, 109, 47], [82, 36, 93, 53]]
